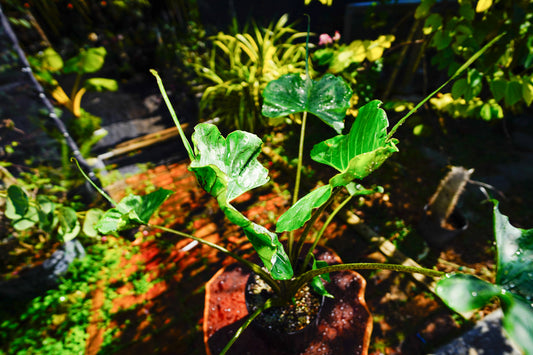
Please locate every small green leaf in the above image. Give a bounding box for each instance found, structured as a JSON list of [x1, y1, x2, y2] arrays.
[[96, 188, 173, 234], [37, 195, 56, 233], [436, 274, 501, 313], [57, 207, 81, 242], [310, 259, 333, 298], [63, 47, 107, 74], [6, 185, 29, 220], [423, 13, 443, 35], [490, 79, 507, 102], [415, 0, 436, 19], [84, 78, 118, 92], [276, 185, 332, 233], [40, 48, 63, 71], [522, 78, 533, 106], [262, 73, 352, 134], [83, 208, 104, 237], [505, 80, 523, 107], [311, 100, 398, 186], [12, 206, 39, 231]]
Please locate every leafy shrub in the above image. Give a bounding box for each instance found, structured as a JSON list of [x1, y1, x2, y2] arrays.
[[418, 0, 533, 119], [194, 14, 309, 133]]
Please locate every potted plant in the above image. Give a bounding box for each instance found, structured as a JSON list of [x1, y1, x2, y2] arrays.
[[76, 30, 532, 355]]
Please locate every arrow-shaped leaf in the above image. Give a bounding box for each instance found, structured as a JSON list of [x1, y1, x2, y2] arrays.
[[311, 100, 398, 186], [262, 73, 352, 134]]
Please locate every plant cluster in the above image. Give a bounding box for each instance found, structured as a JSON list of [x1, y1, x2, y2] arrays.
[[73, 28, 533, 353], [194, 14, 310, 133], [28, 46, 117, 156], [418, 0, 533, 120]]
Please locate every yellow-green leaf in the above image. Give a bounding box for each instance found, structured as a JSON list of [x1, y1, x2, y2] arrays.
[[476, 0, 492, 12]]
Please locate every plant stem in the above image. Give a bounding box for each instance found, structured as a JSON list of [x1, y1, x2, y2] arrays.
[[150, 69, 195, 161], [288, 111, 308, 262], [149, 223, 281, 294], [293, 262, 445, 294], [70, 72, 82, 102], [301, 191, 354, 274], [293, 186, 342, 264], [219, 298, 274, 355]]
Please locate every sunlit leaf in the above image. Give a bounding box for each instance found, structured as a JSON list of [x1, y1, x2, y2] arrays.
[[84, 78, 118, 92], [189, 123, 292, 279], [96, 188, 173, 234], [262, 73, 352, 134], [311, 100, 398, 186], [476, 0, 492, 12], [40, 48, 63, 72], [83, 208, 104, 238]]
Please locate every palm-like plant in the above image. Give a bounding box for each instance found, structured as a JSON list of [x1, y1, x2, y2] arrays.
[[195, 14, 311, 133]]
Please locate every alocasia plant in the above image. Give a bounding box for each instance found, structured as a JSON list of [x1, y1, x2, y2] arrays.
[[73, 26, 522, 354]]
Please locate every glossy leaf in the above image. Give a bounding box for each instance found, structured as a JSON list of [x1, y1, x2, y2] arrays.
[[476, 0, 492, 12], [276, 185, 332, 233], [310, 259, 333, 298], [436, 274, 501, 313], [190, 123, 269, 202], [96, 188, 173, 234], [262, 73, 352, 134], [311, 100, 398, 186], [57, 206, 81, 242], [499, 293, 533, 355], [189, 123, 292, 280], [493, 202, 533, 299]]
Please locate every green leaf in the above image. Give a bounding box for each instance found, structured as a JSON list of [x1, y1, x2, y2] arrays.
[[40, 48, 63, 72], [37, 195, 56, 233], [436, 273, 501, 313], [189, 123, 292, 279], [490, 79, 507, 102], [310, 259, 333, 298], [311, 100, 398, 186], [6, 185, 29, 220], [423, 13, 443, 35], [84, 78, 118, 92], [96, 188, 173, 234], [190, 123, 269, 202], [505, 80, 523, 107], [63, 47, 107, 74], [262, 73, 352, 134], [493, 202, 533, 300], [276, 185, 332, 233], [83, 208, 104, 237], [499, 293, 533, 355], [432, 30, 452, 51], [522, 78, 533, 106], [12, 207, 39, 231], [415, 0, 436, 19], [57, 207, 81, 242], [451, 78, 468, 99]]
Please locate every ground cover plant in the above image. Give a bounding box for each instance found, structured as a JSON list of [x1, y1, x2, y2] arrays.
[[73, 25, 532, 353]]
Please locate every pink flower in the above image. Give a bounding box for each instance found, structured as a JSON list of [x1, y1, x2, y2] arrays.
[[333, 31, 341, 41], [318, 33, 333, 46]]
